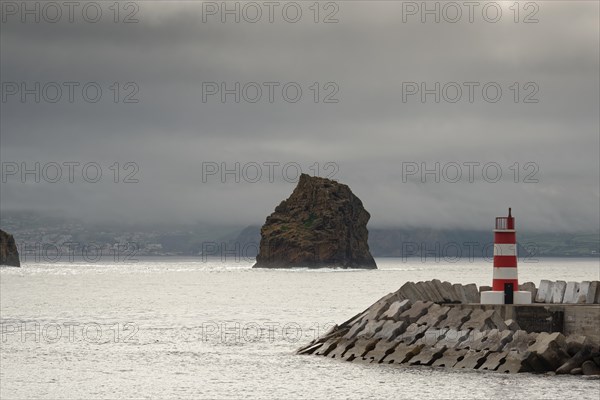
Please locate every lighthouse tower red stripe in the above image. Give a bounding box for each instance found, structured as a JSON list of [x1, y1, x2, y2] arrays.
[[492, 209, 519, 292]]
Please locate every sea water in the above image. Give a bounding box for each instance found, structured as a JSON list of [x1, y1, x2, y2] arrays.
[[1, 258, 599, 399]]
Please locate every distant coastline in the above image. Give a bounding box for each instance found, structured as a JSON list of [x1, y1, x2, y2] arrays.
[[2, 212, 598, 259]]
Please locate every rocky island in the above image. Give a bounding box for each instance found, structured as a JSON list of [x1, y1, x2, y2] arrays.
[[253, 174, 377, 269], [0, 229, 21, 267]]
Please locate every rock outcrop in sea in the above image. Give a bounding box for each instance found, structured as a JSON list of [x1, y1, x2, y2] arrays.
[[253, 174, 377, 269], [0, 229, 20, 267]]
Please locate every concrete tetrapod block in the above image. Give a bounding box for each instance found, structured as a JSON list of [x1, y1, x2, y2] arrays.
[[526, 332, 570, 371], [342, 338, 380, 361], [556, 347, 594, 374], [503, 330, 539, 352], [504, 319, 521, 331], [439, 281, 458, 303], [327, 339, 357, 360], [362, 295, 394, 321], [570, 368, 583, 375], [339, 309, 369, 330], [343, 319, 368, 340], [463, 284, 480, 303], [535, 280, 552, 303], [398, 282, 422, 302], [435, 307, 472, 330], [414, 328, 449, 347], [356, 320, 387, 339], [488, 309, 510, 330], [380, 299, 412, 321], [456, 329, 486, 350], [432, 348, 469, 368], [582, 360, 600, 375], [416, 304, 451, 327], [399, 301, 433, 324], [463, 329, 514, 352], [372, 320, 407, 341], [435, 329, 472, 349], [496, 350, 533, 373], [566, 335, 595, 356], [314, 337, 344, 356], [563, 282, 580, 304], [382, 342, 424, 364], [453, 349, 490, 369], [452, 284, 469, 304], [364, 339, 400, 363], [460, 309, 508, 332], [297, 341, 326, 355], [550, 281, 567, 304], [296, 324, 346, 354], [409, 345, 448, 366], [479, 351, 508, 371], [397, 323, 429, 345]]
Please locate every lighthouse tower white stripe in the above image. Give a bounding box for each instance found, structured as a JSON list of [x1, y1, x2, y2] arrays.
[[493, 243, 517, 256], [492, 267, 519, 280]]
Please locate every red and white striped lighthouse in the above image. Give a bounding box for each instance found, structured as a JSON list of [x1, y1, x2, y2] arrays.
[[481, 208, 532, 305], [492, 208, 518, 292]]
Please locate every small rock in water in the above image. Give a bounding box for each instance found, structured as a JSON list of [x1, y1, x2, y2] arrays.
[[0, 229, 20, 267]]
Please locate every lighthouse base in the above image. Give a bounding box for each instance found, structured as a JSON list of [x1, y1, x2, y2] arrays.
[[481, 290, 532, 305]]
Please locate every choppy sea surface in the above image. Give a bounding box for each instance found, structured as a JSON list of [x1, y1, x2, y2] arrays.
[[1, 257, 599, 399]]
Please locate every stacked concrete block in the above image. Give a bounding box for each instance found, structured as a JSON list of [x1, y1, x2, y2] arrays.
[[398, 282, 422, 301], [533, 280, 599, 304], [563, 282, 580, 304], [463, 284, 480, 303], [519, 282, 537, 301], [550, 281, 567, 304], [535, 280, 553, 303]]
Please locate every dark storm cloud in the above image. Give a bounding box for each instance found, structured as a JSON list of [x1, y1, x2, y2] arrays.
[[1, 1, 598, 231]]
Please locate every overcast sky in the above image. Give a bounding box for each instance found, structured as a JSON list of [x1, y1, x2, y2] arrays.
[[1, 1, 598, 232]]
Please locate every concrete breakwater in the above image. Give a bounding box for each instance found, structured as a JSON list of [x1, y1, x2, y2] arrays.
[[297, 280, 600, 375]]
